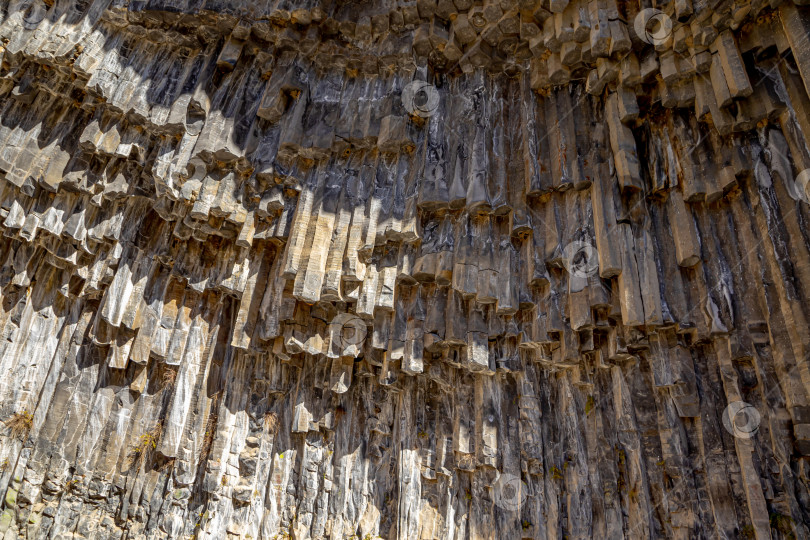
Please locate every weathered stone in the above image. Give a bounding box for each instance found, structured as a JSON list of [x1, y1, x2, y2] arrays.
[[0, 1, 807, 539]]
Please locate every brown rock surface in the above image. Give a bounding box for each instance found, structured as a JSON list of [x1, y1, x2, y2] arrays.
[[0, 0, 808, 538]]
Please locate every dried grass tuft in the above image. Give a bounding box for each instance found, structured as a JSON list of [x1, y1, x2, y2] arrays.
[[457, 453, 475, 469], [161, 366, 177, 389], [264, 411, 279, 435], [5, 410, 33, 440]]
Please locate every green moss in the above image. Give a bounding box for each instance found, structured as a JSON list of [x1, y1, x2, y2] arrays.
[[0, 510, 13, 533], [4, 488, 16, 508], [769, 512, 795, 538], [585, 395, 595, 415]]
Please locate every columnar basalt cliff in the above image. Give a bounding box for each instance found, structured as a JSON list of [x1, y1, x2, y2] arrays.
[[0, 0, 809, 538]]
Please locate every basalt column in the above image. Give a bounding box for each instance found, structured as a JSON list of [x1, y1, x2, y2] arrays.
[[0, 0, 809, 538]]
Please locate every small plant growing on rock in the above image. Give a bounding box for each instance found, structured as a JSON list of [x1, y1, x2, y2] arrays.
[[5, 410, 33, 440], [192, 509, 209, 538], [127, 422, 163, 471]]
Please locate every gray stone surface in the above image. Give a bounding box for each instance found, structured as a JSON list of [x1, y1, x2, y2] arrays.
[[0, 0, 807, 538]]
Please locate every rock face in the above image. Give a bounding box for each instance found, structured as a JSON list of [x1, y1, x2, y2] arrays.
[[1, 0, 810, 538]]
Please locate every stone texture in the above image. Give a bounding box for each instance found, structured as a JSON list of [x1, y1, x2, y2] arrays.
[[0, 0, 807, 539]]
